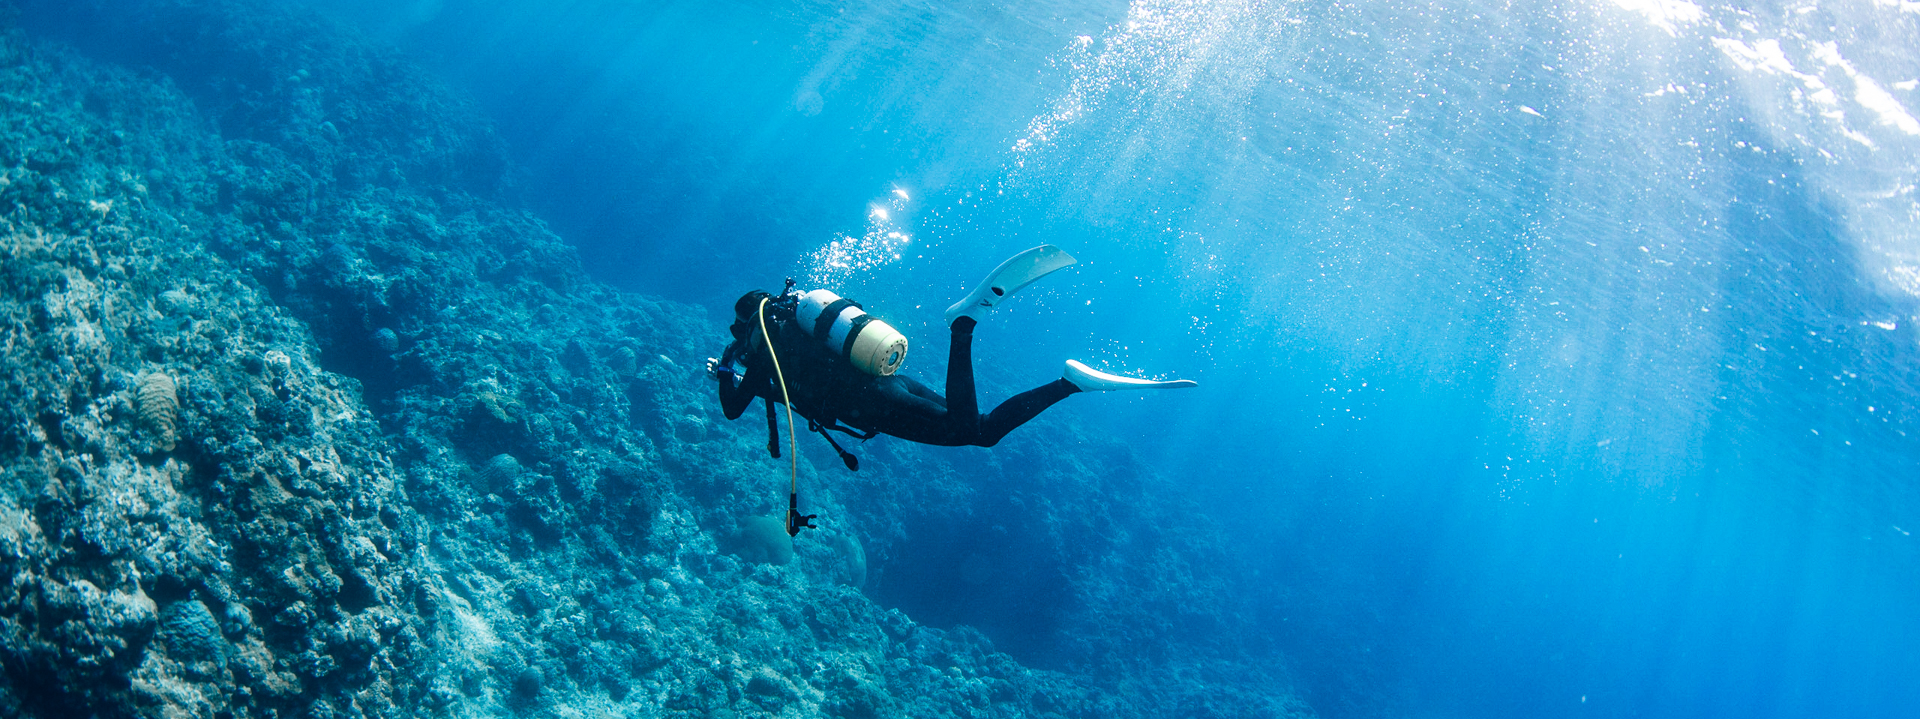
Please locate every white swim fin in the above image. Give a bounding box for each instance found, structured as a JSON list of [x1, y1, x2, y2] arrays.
[[945, 244, 1078, 323], [1063, 360, 1198, 391]]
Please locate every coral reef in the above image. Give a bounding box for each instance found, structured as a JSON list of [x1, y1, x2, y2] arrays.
[[0, 1, 1308, 717], [0, 39, 433, 713]]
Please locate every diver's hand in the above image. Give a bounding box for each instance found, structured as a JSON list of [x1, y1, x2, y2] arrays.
[[705, 357, 734, 381]]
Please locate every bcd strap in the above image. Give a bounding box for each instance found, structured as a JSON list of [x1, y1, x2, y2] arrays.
[[812, 297, 861, 342], [840, 314, 876, 360]]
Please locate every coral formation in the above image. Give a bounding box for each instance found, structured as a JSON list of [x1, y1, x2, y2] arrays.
[[731, 515, 797, 566], [0, 1, 1307, 717], [135, 371, 178, 451]]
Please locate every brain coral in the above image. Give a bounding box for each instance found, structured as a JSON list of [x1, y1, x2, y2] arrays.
[[476, 453, 524, 495], [733, 515, 795, 566], [136, 371, 179, 451]]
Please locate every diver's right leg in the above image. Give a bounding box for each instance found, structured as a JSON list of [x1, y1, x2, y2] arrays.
[[970, 361, 1199, 446], [974, 379, 1079, 447]]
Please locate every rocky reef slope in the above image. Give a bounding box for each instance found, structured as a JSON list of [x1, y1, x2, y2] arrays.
[[0, 1, 1306, 717]]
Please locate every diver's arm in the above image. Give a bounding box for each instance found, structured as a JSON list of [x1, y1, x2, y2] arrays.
[[710, 340, 754, 419], [716, 362, 766, 420]]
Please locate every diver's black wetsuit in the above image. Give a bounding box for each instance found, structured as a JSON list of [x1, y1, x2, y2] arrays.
[[717, 316, 1079, 448]]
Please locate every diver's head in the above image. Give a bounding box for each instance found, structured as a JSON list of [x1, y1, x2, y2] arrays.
[[734, 290, 772, 320], [731, 290, 772, 342]]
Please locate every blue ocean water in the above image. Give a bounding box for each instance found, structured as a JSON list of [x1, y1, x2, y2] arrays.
[[140, 0, 1920, 716]]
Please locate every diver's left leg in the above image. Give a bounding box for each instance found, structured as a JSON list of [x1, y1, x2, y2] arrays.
[[869, 318, 991, 446]]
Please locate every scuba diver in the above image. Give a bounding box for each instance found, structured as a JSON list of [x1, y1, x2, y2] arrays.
[[706, 245, 1196, 472]]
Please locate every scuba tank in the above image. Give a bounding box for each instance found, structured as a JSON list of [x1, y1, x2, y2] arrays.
[[792, 289, 908, 376]]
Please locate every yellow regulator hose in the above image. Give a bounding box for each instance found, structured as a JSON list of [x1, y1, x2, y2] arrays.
[[756, 297, 803, 530]]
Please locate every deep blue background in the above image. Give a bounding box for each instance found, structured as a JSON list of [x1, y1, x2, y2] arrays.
[[44, 0, 1920, 716], [299, 1, 1920, 717]]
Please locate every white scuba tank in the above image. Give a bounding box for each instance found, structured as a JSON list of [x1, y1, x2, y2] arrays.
[[792, 289, 908, 376]]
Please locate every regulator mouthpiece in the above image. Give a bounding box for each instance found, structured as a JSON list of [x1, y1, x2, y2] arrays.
[[787, 492, 817, 537]]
